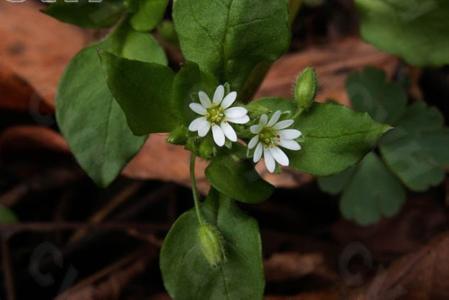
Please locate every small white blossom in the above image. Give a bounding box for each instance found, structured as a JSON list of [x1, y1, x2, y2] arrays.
[[248, 111, 302, 173], [188, 85, 249, 147]]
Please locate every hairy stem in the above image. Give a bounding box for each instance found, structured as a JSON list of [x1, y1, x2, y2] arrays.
[[190, 154, 204, 225]]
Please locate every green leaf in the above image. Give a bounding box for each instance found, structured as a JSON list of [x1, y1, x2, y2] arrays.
[[380, 102, 449, 191], [247, 97, 297, 116], [100, 52, 176, 135], [56, 24, 166, 187], [173, 0, 290, 95], [355, 0, 449, 66], [0, 205, 18, 224], [44, 0, 126, 28], [206, 154, 274, 204], [291, 103, 390, 176], [347, 67, 407, 124], [318, 166, 356, 195], [129, 0, 169, 31], [340, 153, 406, 225], [160, 189, 264, 300]]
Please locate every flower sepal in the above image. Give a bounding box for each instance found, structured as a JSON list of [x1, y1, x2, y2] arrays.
[[167, 126, 188, 145]]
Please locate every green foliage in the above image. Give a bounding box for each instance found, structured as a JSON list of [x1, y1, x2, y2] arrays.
[[356, 0, 449, 66], [291, 103, 390, 176], [380, 102, 449, 191], [56, 23, 167, 187], [206, 153, 274, 204], [338, 153, 406, 225], [173, 0, 291, 97], [129, 0, 169, 31], [321, 68, 449, 225], [100, 52, 176, 135], [44, 0, 126, 28], [346, 67, 407, 124], [160, 190, 264, 300]]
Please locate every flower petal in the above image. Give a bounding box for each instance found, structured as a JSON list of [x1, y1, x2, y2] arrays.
[[221, 122, 237, 142], [225, 107, 247, 119], [253, 143, 263, 163], [250, 125, 261, 134], [278, 139, 301, 151], [267, 110, 282, 127], [212, 125, 225, 147], [279, 129, 302, 140], [263, 148, 276, 173], [273, 119, 294, 130], [227, 115, 250, 124], [198, 91, 212, 108], [221, 91, 237, 109], [188, 117, 208, 131], [248, 135, 259, 149], [213, 85, 225, 104], [189, 103, 207, 115], [259, 114, 269, 126], [269, 147, 289, 166], [198, 122, 211, 137]]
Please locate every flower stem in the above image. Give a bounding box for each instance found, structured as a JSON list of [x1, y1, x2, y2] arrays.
[[190, 154, 204, 225]]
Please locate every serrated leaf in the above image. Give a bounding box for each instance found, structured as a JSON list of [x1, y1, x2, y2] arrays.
[[206, 154, 274, 204], [380, 102, 449, 191], [340, 153, 406, 226], [173, 0, 290, 97], [290, 103, 390, 176], [129, 0, 168, 31], [44, 0, 126, 28], [56, 24, 167, 187], [356, 0, 449, 66], [347, 67, 407, 124], [160, 189, 264, 300]]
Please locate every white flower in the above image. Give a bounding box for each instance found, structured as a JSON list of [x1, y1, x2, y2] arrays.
[[188, 85, 249, 147], [248, 111, 302, 173]]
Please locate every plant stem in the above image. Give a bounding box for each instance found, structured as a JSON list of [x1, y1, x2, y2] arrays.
[[190, 154, 204, 225], [289, 0, 303, 28]]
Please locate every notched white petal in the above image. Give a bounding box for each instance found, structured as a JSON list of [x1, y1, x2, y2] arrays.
[[263, 148, 276, 173], [279, 139, 301, 151], [228, 115, 250, 124], [279, 129, 302, 140], [225, 107, 247, 119], [198, 122, 211, 137], [248, 135, 259, 149], [198, 91, 211, 108], [250, 125, 261, 134], [260, 114, 269, 126], [189, 117, 207, 131], [253, 143, 263, 163], [213, 85, 225, 104], [221, 122, 237, 142], [212, 125, 225, 147], [273, 119, 294, 130], [267, 111, 282, 127], [189, 103, 207, 115], [270, 147, 289, 166], [221, 91, 237, 109]]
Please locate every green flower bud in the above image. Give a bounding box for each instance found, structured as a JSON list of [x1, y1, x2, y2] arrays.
[[198, 223, 226, 267], [294, 67, 317, 111], [167, 126, 188, 145]]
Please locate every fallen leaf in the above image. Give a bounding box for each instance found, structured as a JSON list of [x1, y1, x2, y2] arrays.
[[351, 232, 449, 300], [0, 1, 87, 110], [256, 38, 398, 105]]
